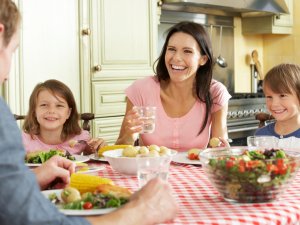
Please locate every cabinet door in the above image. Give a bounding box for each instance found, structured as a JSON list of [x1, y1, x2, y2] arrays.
[[90, 0, 157, 79], [93, 117, 124, 144], [15, 0, 82, 115], [92, 80, 135, 117], [242, 0, 293, 34]]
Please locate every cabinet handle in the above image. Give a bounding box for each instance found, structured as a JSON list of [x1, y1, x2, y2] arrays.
[[82, 28, 91, 36], [157, 1, 163, 6], [93, 65, 102, 72]]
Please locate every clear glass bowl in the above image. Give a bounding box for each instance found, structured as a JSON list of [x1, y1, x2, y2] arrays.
[[200, 147, 300, 203]]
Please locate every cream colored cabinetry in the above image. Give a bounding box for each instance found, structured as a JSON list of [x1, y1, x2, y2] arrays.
[[84, 0, 158, 144], [242, 0, 293, 34]]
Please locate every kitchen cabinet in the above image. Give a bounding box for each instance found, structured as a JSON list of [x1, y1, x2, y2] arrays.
[[5, 0, 83, 116], [241, 0, 293, 34], [83, 0, 158, 144]]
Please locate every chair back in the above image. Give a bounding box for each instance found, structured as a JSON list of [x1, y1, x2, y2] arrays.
[[255, 112, 275, 128], [14, 113, 95, 132]]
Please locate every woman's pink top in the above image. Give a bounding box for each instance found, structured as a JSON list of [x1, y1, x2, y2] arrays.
[[22, 130, 90, 155], [125, 76, 231, 152]]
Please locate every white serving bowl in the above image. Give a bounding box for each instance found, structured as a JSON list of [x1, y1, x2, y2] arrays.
[[103, 149, 177, 175]]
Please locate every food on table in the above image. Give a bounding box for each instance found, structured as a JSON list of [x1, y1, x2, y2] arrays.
[[123, 146, 139, 157], [159, 146, 171, 156], [48, 184, 132, 210], [202, 148, 299, 203], [187, 148, 201, 160], [68, 140, 77, 148], [139, 146, 149, 155], [25, 149, 75, 164], [95, 184, 132, 199], [209, 137, 221, 147], [97, 145, 132, 157], [122, 145, 172, 157], [148, 144, 160, 152], [70, 173, 114, 194], [148, 149, 160, 157], [61, 187, 81, 203]]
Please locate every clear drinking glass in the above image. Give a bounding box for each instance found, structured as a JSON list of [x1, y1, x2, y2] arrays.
[[134, 106, 156, 133], [136, 154, 172, 188], [247, 136, 279, 149]]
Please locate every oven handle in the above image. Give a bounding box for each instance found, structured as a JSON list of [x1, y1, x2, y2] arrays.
[[228, 125, 258, 133]]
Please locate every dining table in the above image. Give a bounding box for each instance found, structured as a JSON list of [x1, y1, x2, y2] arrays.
[[87, 159, 300, 225]]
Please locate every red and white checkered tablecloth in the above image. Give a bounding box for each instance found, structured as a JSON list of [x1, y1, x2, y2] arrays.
[[90, 161, 300, 225]]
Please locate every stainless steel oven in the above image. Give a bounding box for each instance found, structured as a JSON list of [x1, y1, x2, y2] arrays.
[[228, 93, 267, 145]]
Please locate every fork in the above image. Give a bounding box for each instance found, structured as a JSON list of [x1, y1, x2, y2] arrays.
[[69, 139, 87, 148]]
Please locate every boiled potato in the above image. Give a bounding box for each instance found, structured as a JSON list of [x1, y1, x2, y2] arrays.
[[61, 187, 81, 203], [209, 137, 221, 147], [159, 146, 171, 156], [148, 149, 160, 157], [122, 146, 139, 157], [139, 146, 149, 155], [148, 144, 160, 152]]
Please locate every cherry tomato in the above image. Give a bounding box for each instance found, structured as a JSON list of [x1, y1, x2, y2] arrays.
[[83, 202, 93, 210]]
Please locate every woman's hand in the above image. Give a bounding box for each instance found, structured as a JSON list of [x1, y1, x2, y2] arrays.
[[33, 155, 75, 190], [116, 100, 143, 145]]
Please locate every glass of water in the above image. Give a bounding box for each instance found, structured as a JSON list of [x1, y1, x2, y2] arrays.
[[247, 136, 279, 149], [136, 153, 172, 188], [134, 106, 156, 133]]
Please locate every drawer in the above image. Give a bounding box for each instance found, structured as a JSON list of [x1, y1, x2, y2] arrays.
[[92, 80, 135, 117], [92, 116, 124, 145]]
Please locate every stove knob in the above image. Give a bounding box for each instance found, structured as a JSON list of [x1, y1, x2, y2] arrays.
[[249, 109, 255, 116], [231, 111, 237, 118], [243, 110, 249, 117], [227, 111, 232, 119], [237, 110, 243, 118]]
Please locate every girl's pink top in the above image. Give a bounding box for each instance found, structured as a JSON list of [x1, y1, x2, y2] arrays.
[[125, 76, 231, 152], [22, 130, 90, 155]]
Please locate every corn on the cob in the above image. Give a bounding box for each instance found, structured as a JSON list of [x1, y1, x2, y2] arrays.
[[98, 145, 132, 157], [70, 173, 114, 194]]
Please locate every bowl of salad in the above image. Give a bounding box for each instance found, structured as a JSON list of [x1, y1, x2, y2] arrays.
[[200, 147, 300, 203]]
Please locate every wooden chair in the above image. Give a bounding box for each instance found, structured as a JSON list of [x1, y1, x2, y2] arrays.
[[14, 112, 95, 132], [255, 112, 275, 128]]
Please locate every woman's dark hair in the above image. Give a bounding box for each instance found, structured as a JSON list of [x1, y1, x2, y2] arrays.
[[23, 79, 81, 141], [154, 21, 214, 134]]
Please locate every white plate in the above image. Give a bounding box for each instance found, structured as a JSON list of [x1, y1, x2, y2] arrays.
[[172, 152, 201, 165], [42, 189, 116, 216], [76, 165, 105, 174], [88, 154, 108, 162], [25, 155, 90, 167]]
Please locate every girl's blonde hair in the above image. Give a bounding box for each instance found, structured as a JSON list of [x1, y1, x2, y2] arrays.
[[0, 0, 21, 46], [263, 63, 300, 102], [23, 79, 81, 141]]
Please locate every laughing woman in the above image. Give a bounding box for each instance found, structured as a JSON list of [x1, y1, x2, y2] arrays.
[[116, 21, 231, 151]]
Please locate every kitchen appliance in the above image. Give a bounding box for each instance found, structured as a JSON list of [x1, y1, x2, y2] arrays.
[[227, 93, 267, 145], [161, 0, 289, 17]]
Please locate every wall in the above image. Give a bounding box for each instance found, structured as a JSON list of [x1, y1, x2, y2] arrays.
[[263, 0, 299, 72], [233, 18, 262, 93], [234, 0, 298, 93]]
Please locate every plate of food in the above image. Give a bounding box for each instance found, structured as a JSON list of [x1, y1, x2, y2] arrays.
[[42, 184, 132, 216], [88, 154, 108, 162], [25, 150, 89, 167], [75, 163, 105, 174], [172, 149, 202, 165]]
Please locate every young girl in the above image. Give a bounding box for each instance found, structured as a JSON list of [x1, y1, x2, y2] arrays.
[[255, 63, 300, 148], [22, 79, 106, 155]]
